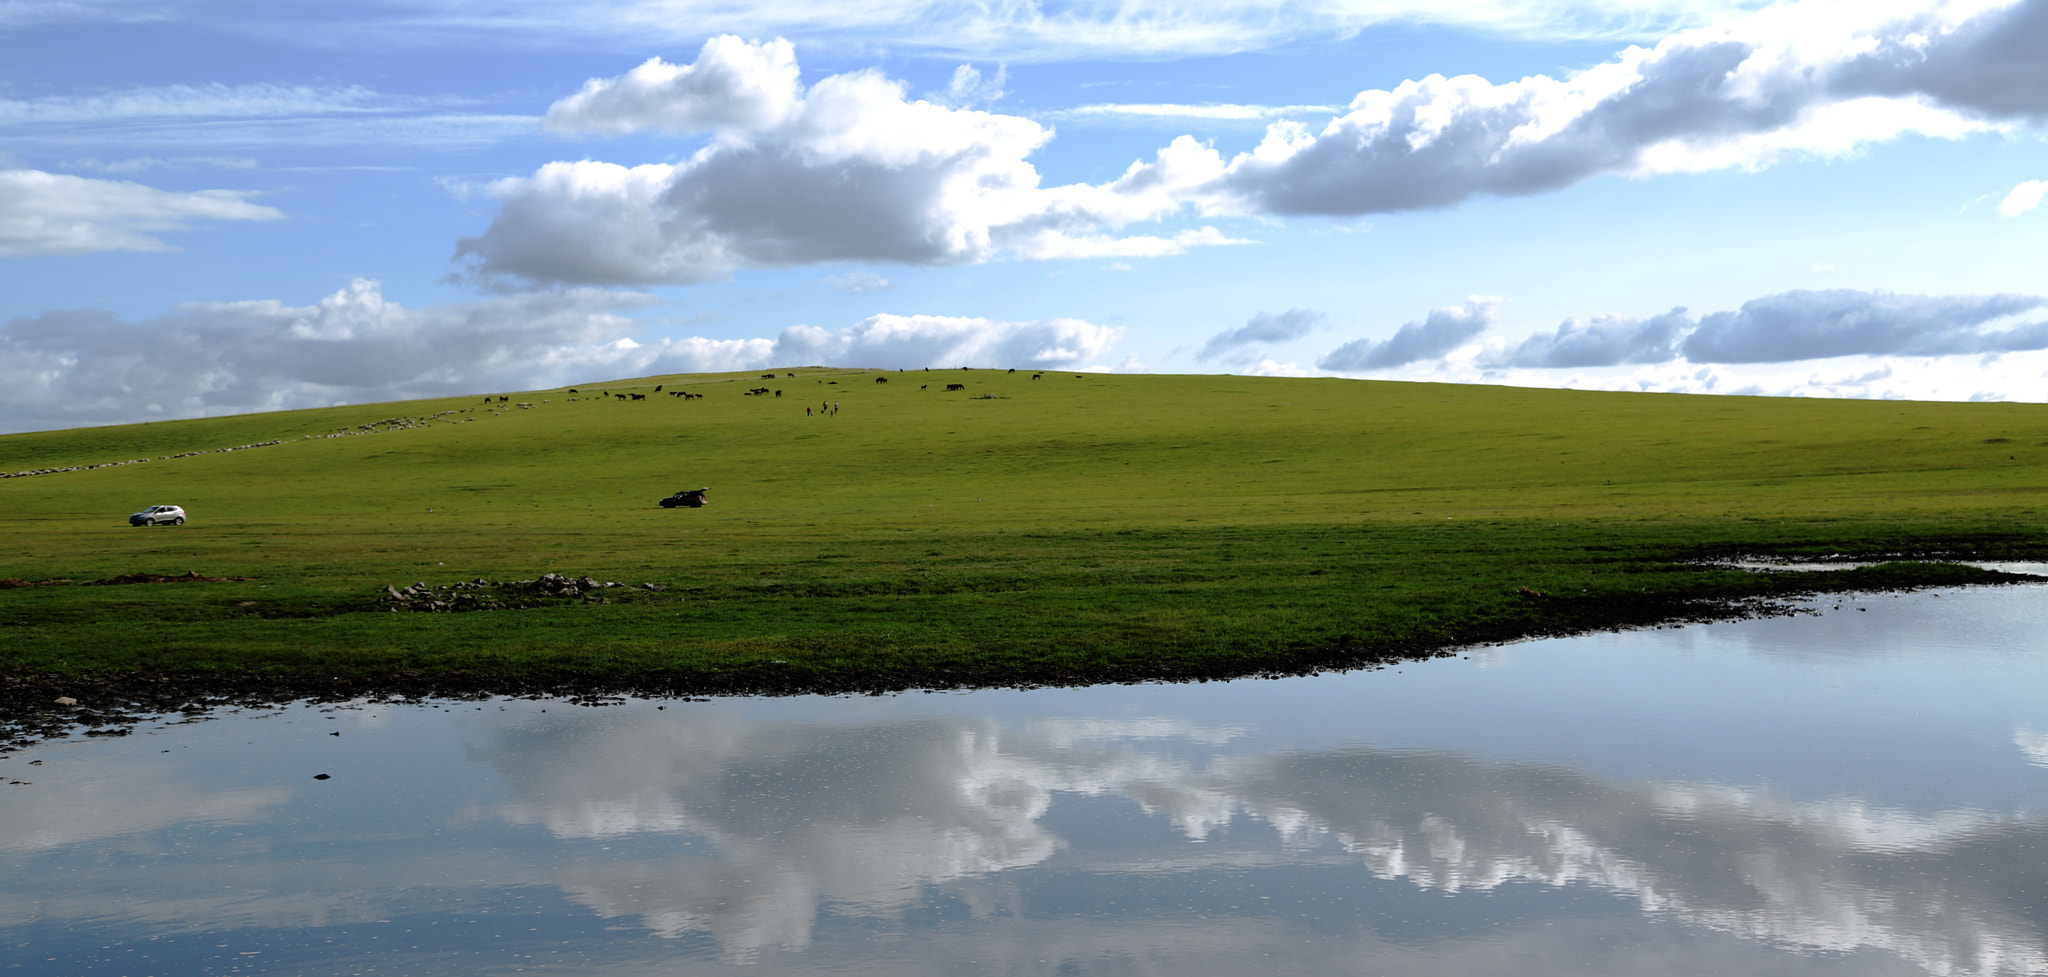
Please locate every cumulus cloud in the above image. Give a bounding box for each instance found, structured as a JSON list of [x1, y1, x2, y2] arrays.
[[1318, 297, 1499, 371], [457, 36, 1236, 286], [1682, 289, 2048, 362], [1494, 308, 1695, 367], [0, 280, 1120, 432], [1197, 308, 1321, 361], [1118, 0, 2048, 220], [542, 37, 803, 136], [1999, 179, 2047, 216], [1481, 289, 2048, 371], [465, 3, 2048, 285], [768, 313, 1120, 372], [0, 167, 282, 256]]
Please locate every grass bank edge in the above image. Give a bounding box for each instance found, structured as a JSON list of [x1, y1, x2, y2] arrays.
[[5, 519, 2042, 696]]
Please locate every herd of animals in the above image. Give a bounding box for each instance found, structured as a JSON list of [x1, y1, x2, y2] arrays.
[[484, 368, 1075, 406]]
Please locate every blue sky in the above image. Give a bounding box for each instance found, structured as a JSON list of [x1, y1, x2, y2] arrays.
[[2, 0, 2045, 432]]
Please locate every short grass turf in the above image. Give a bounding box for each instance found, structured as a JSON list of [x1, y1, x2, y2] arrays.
[[4, 368, 2047, 693]]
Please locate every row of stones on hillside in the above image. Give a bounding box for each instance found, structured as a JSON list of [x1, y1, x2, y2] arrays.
[[5, 439, 287, 479], [7, 406, 488, 479], [381, 573, 669, 612]]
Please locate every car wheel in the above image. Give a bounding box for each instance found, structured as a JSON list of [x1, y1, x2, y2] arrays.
[[172, 516, 185, 526]]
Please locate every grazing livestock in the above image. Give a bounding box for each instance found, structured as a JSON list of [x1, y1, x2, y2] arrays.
[[946, 383, 965, 391], [654, 384, 662, 392], [761, 374, 776, 379], [629, 393, 645, 400], [920, 384, 927, 390], [774, 390, 782, 397], [874, 376, 888, 383], [567, 388, 578, 393], [1032, 373, 1042, 379], [786, 372, 795, 377], [615, 393, 627, 400], [1008, 368, 1015, 373]]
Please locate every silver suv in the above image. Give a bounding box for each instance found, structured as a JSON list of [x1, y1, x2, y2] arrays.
[[130, 505, 187, 526]]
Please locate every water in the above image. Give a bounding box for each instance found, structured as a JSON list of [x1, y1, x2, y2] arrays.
[[5, 586, 2047, 975]]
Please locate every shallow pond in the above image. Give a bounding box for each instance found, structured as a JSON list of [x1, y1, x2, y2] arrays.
[[5, 585, 2048, 976]]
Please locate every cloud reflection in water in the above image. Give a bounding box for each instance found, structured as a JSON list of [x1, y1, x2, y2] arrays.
[[476, 704, 2048, 974]]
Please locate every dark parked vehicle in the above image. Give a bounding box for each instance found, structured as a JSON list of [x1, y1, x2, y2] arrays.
[[659, 488, 709, 508], [130, 504, 187, 526]]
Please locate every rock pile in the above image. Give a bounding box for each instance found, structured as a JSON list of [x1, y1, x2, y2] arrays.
[[378, 573, 656, 612]]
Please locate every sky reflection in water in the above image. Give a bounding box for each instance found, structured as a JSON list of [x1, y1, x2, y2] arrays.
[[5, 586, 2047, 975]]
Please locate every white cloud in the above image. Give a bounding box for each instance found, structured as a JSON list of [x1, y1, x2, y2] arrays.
[[108, 1, 1780, 62], [0, 82, 535, 152], [542, 37, 803, 136], [466, 3, 2048, 285], [0, 0, 165, 30], [1198, 308, 1322, 361], [1318, 296, 1500, 370], [459, 36, 1230, 286], [2017, 727, 2048, 768], [823, 270, 892, 292], [1055, 103, 1342, 122], [0, 280, 661, 431], [1493, 307, 1696, 367], [1998, 179, 2047, 216], [1470, 288, 2048, 376], [936, 63, 1006, 108], [65, 156, 261, 174], [1681, 289, 2048, 362], [0, 167, 282, 257], [0, 83, 448, 124], [0, 280, 1120, 432], [1115, 0, 2047, 220], [769, 313, 1122, 372]]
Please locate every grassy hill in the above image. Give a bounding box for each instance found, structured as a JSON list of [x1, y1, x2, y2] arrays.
[[4, 368, 2046, 698]]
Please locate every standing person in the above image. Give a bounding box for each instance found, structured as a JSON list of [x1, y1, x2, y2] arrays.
[[806, 406, 813, 416], [832, 401, 839, 416]]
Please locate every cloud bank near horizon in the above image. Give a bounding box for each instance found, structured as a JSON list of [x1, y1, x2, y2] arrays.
[[0, 280, 1121, 433]]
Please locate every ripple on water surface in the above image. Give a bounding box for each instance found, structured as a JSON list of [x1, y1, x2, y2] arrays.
[[5, 585, 2047, 976]]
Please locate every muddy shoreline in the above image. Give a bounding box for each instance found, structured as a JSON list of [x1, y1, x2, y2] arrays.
[[12, 572, 2036, 753]]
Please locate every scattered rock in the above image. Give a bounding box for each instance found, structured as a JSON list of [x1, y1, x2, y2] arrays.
[[376, 572, 661, 612], [52, 696, 77, 707]]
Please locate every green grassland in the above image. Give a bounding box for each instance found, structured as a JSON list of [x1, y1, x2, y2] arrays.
[[4, 368, 2047, 697]]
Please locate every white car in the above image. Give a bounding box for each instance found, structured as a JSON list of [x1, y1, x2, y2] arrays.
[[130, 505, 187, 527]]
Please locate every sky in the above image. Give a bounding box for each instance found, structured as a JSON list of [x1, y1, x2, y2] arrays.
[[1, 0, 2045, 433]]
